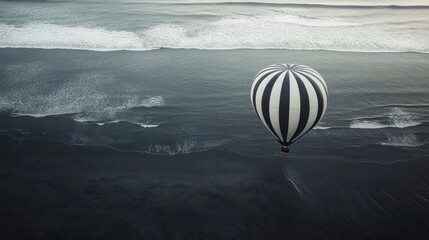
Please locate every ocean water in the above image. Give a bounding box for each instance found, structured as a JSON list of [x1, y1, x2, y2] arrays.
[[1, 0, 428, 157], [1, 48, 427, 159], [1, 0, 429, 239], [1, 0, 429, 53]]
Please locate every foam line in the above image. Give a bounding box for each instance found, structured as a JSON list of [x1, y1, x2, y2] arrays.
[[0, 23, 153, 52], [350, 107, 423, 129], [1, 20, 428, 53]]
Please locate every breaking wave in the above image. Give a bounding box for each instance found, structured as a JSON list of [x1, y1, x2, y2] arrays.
[[1, 13, 428, 53], [0, 23, 151, 51]]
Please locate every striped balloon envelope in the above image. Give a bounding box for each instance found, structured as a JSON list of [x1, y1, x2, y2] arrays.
[[250, 64, 328, 151]]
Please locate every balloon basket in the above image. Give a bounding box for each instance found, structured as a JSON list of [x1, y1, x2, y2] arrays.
[[280, 146, 290, 155]]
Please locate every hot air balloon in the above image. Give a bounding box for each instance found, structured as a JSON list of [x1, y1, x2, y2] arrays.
[[250, 64, 328, 154]]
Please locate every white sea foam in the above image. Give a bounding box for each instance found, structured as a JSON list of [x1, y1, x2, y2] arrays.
[[350, 108, 422, 129], [76, 119, 160, 128], [145, 139, 226, 155], [388, 108, 422, 128], [67, 132, 130, 146], [11, 113, 52, 118], [259, 12, 362, 27], [138, 96, 166, 108], [0, 67, 117, 118], [0, 62, 168, 122], [350, 120, 388, 129], [350, 120, 421, 129], [0, 23, 151, 51], [314, 126, 331, 130], [138, 124, 159, 128], [128, 121, 160, 128], [1, 10, 428, 53], [380, 134, 426, 147], [73, 117, 98, 123], [68, 132, 114, 146], [64, 136, 224, 155]]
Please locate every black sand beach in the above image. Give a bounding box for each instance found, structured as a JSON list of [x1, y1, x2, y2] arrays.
[[1, 134, 429, 239]]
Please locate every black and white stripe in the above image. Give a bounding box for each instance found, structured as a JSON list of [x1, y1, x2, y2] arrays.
[[250, 64, 328, 146]]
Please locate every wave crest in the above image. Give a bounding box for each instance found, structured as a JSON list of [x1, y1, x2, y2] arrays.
[[0, 23, 152, 51], [1, 15, 428, 53]]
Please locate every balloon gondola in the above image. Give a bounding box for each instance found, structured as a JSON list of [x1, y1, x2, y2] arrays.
[[250, 64, 328, 154]]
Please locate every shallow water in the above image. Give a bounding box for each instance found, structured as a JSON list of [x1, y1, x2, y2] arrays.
[[1, 48, 428, 160]]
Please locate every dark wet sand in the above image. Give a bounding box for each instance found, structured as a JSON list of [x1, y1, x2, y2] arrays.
[[1, 136, 429, 240]]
